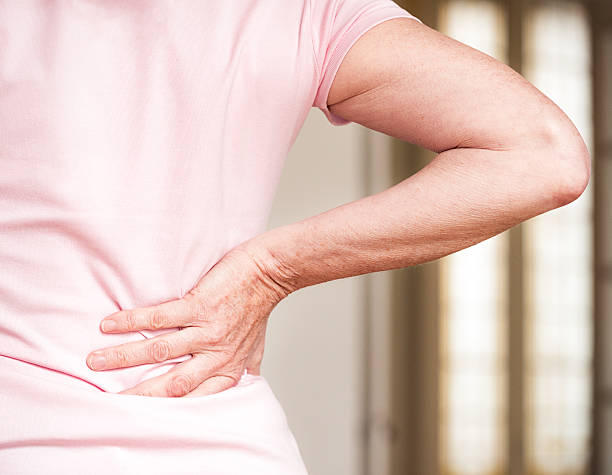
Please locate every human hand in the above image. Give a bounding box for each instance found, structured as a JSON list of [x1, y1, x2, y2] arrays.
[[85, 245, 289, 397]]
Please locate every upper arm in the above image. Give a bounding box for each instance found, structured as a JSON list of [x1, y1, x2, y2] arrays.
[[326, 17, 587, 156]]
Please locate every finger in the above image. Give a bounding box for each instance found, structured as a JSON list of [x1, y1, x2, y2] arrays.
[[87, 326, 205, 371], [183, 373, 241, 397], [116, 352, 229, 397], [100, 296, 204, 333]]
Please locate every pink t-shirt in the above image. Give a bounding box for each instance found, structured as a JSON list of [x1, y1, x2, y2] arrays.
[[0, 1, 421, 473]]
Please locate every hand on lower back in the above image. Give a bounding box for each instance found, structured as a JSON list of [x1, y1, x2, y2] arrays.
[[85, 245, 287, 397]]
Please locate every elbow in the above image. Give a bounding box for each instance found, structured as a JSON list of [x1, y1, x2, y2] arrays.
[[554, 155, 590, 207], [552, 136, 591, 208], [533, 113, 591, 208]]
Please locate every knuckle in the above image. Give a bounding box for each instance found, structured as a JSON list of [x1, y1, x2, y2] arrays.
[[112, 349, 130, 367], [185, 293, 208, 324], [149, 309, 166, 330], [167, 374, 193, 397], [149, 340, 171, 363], [191, 328, 211, 349], [206, 323, 226, 345], [124, 310, 137, 331]]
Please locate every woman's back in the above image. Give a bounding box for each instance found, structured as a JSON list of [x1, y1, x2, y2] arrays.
[[0, 0, 419, 473], [0, 0, 310, 391]]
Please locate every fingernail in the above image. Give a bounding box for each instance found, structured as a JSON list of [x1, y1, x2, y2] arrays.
[[101, 320, 117, 332], [89, 353, 106, 370]]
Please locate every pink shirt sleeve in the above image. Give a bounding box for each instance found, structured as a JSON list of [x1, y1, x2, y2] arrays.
[[310, 0, 422, 126]]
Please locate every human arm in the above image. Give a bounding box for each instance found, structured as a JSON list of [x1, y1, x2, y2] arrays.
[[86, 16, 590, 397], [237, 17, 590, 294]]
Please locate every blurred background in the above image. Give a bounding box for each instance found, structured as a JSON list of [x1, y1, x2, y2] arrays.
[[259, 0, 611, 474]]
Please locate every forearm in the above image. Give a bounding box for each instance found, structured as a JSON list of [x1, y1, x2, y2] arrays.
[[241, 142, 588, 296]]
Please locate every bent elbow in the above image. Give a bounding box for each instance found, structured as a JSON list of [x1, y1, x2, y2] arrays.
[[555, 159, 590, 207], [552, 138, 591, 208], [534, 114, 592, 208]]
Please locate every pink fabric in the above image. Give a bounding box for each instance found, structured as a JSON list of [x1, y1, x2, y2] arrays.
[[0, 0, 420, 473]]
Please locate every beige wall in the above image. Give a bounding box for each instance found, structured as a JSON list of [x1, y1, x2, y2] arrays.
[[260, 108, 396, 475], [261, 108, 367, 475]]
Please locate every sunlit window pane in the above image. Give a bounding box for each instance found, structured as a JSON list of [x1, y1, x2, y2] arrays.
[[523, 2, 593, 474], [438, 2, 508, 474]]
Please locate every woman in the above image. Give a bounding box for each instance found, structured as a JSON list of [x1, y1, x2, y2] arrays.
[[0, 0, 589, 473]]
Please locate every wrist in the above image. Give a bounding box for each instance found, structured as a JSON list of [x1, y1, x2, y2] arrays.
[[236, 225, 305, 299]]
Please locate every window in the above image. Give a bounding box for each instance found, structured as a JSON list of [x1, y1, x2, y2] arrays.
[[523, 3, 594, 473], [437, 2, 594, 474], [438, 2, 509, 473]]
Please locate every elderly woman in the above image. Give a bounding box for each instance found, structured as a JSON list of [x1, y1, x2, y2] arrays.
[[0, 0, 589, 473]]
